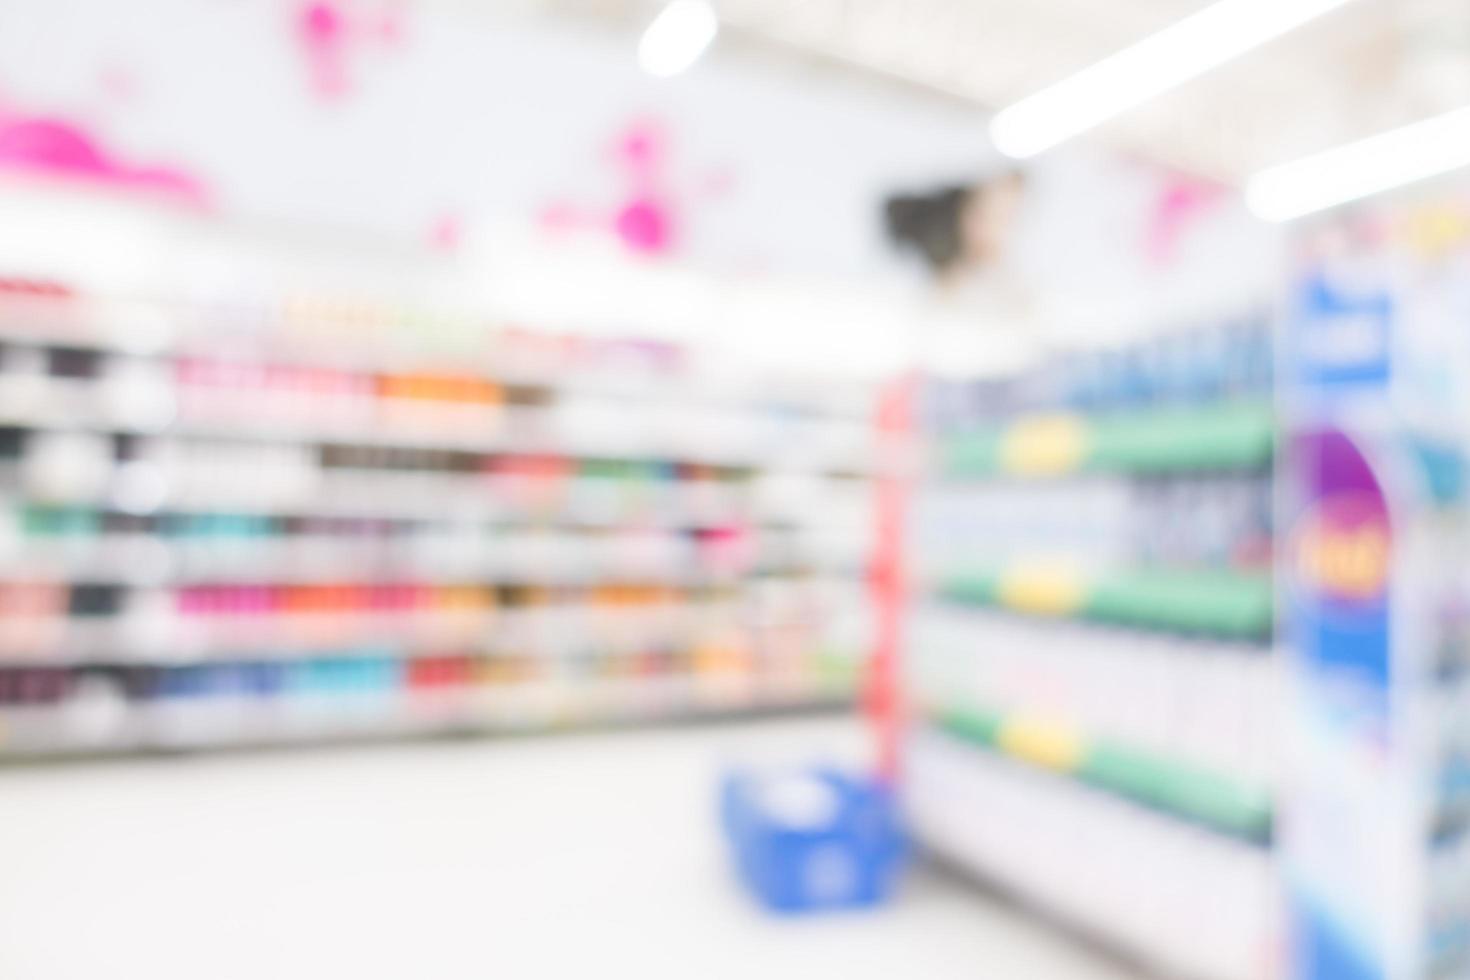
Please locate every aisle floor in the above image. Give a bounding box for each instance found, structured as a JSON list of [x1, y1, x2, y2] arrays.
[[0, 716, 1133, 980]]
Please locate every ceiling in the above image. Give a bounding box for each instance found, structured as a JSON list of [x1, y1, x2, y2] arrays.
[[531, 0, 1470, 183]]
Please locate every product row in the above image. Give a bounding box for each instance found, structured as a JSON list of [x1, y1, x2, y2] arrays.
[[939, 400, 1275, 480], [0, 643, 856, 707], [0, 578, 873, 664], [0, 283, 874, 417], [0, 507, 867, 584], [0, 430, 875, 522], [1435, 667, 1470, 838], [1430, 825, 1470, 974], [916, 471, 1272, 572], [924, 312, 1272, 430], [0, 643, 860, 755], [911, 606, 1279, 789], [0, 354, 876, 469], [1417, 579, 1470, 840]]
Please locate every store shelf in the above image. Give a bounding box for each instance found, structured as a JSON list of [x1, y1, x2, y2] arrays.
[[937, 565, 1272, 640], [0, 476, 785, 525], [0, 582, 857, 662], [0, 627, 842, 670], [0, 552, 857, 587], [903, 313, 1282, 978], [6, 504, 803, 531], [0, 281, 877, 756], [931, 707, 1273, 844], [0, 302, 877, 419], [0, 398, 875, 475], [941, 401, 1274, 478], [905, 726, 1274, 980], [0, 674, 858, 758]]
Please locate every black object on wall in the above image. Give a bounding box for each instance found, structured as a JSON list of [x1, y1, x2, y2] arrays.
[[883, 185, 971, 274]]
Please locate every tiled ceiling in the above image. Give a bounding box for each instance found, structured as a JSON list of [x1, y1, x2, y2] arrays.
[[530, 0, 1470, 183]]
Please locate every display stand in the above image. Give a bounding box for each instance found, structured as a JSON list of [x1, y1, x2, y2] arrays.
[[1280, 184, 1470, 980]]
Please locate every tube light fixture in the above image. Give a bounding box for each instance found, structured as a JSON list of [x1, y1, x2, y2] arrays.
[[989, 0, 1357, 159], [638, 0, 719, 78], [1246, 104, 1470, 222]]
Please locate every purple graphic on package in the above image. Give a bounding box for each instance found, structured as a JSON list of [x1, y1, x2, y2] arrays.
[[1285, 425, 1394, 980], [1287, 427, 1392, 724]]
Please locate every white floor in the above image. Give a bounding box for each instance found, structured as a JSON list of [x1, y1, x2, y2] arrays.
[[0, 717, 1133, 980]]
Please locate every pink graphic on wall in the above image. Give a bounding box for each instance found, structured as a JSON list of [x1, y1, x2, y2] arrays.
[[96, 65, 141, 106], [428, 211, 464, 253], [0, 98, 208, 206], [295, 0, 408, 101], [540, 117, 734, 258], [1145, 170, 1227, 266]]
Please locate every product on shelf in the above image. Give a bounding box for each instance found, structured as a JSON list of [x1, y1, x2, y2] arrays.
[[0, 279, 878, 756]]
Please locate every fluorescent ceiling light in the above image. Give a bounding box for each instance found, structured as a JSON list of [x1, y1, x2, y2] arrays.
[[638, 1, 719, 78], [989, 0, 1356, 159], [1246, 105, 1470, 222]]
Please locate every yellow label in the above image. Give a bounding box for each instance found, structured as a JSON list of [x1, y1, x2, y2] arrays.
[[998, 716, 1085, 772], [998, 563, 1087, 617], [1401, 205, 1470, 258], [1000, 414, 1088, 475], [1294, 520, 1389, 601]]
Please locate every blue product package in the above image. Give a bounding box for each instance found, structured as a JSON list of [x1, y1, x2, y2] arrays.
[[283, 660, 313, 696], [720, 767, 905, 914], [244, 661, 287, 698]]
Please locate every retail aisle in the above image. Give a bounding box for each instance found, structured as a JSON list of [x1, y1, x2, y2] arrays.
[[0, 716, 1130, 980]]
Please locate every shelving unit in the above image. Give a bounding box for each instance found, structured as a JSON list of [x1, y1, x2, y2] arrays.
[[0, 280, 878, 757], [901, 312, 1280, 980], [938, 565, 1273, 638], [941, 400, 1274, 477]]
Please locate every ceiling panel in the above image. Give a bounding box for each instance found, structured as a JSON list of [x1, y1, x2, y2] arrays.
[[524, 0, 1470, 182]]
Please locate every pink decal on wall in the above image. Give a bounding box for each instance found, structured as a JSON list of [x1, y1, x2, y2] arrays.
[[1146, 172, 1227, 266], [97, 65, 140, 105], [613, 198, 671, 253], [298, 2, 351, 99], [376, 0, 409, 47], [539, 202, 588, 233], [698, 164, 736, 200], [294, 0, 407, 101], [428, 212, 463, 253], [540, 117, 735, 258], [0, 103, 208, 206]]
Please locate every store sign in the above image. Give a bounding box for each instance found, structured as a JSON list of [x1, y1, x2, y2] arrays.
[[1289, 274, 1391, 394]]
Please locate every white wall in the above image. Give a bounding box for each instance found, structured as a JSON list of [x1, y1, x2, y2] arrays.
[[0, 0, 1281, 372], [0, 0, 997, 283]]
